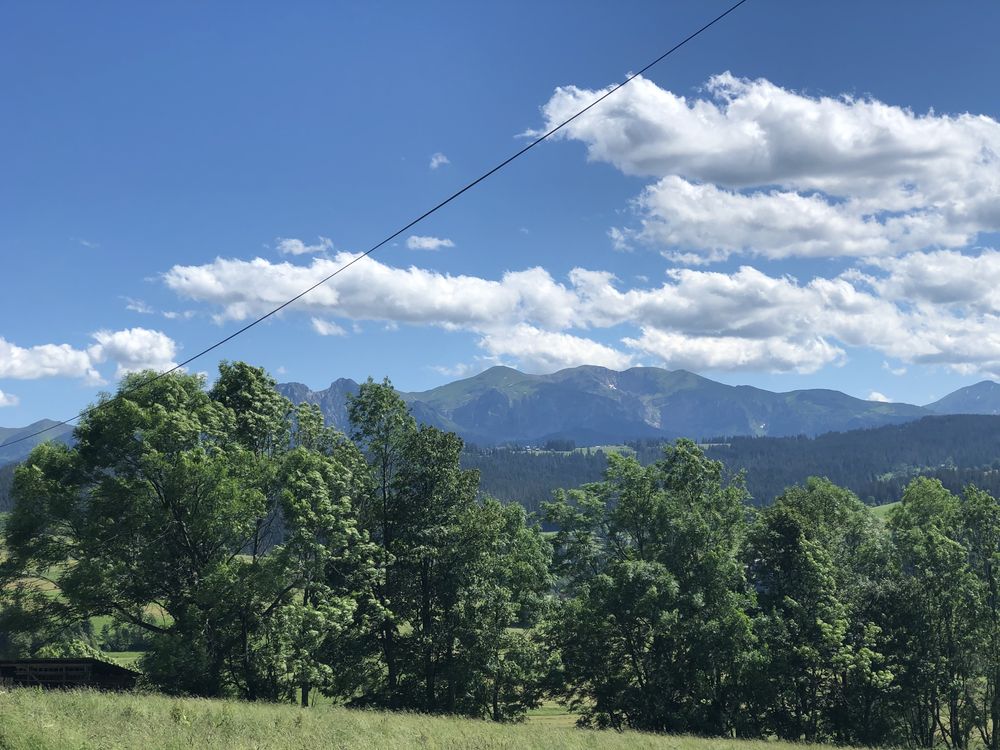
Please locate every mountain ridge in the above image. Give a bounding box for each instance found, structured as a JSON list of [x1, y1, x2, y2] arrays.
[[277, 365, 940, 445], [4, 367, 999, 464], [926, 380, 1000, 415]]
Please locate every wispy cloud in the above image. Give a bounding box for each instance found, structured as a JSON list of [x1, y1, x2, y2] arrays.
[[0, 389, 19, 407], [124, 297, 154, 314], [310, 318, 347, 337], [276, 236, 334, 256], [406, 235, 454, 251], [429, 152, 450, 170], [882, 361, 907, 376]]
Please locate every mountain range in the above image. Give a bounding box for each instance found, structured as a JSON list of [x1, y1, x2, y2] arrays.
[[4, 368, 1000, 467], [277, 366, 1000, 446]]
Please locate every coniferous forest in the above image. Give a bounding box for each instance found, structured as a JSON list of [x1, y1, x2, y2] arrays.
[[464, 414, 1000, 514], [5, 362, 1000, 748]]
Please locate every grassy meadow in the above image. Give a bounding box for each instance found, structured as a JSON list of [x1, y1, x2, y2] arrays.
[[0, 688, 834, 750]]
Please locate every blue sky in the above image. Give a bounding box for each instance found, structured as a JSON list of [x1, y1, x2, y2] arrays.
[[3, 0, 1000, 425]]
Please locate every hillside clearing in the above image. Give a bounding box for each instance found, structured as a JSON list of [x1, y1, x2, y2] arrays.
[[0, 689, 835, 750]]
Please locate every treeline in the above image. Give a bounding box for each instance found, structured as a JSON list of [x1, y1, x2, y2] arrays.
[[0, 364, 548, 720], [464, 414, 1000, 511], [544, 455, 1000, 747], [6, 364, 1000, 747], [698, 414, 1000, 503], [462, 449, 608, 515]]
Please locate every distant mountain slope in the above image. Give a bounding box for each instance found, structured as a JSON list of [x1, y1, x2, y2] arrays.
[[279, 365, 933, 445], [0, 420, 76, 511], [465, 414, 1000, 512], [0, 419, 75, 465], [926, 380, 1000, 415], [277, 378, 360, 431]]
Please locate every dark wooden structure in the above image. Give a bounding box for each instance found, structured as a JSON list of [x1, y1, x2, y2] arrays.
[[0, 658, 141, 691]]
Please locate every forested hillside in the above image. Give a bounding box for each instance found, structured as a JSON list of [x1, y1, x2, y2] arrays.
[[465, 414, 1000, 511]]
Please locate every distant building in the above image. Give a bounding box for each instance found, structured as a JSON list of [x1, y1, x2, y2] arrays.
[[0, 658, 141, 691]]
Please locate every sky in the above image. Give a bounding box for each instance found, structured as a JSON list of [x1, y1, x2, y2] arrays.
[[3, 0, 1000, 425]]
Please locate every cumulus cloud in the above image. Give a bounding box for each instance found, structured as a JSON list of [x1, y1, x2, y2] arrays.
[[88, 328, 179, 378], [0, 337, 102, 382], [147, 74, 1000, 377], [164, 254, 577, 330], [627, 176, 962, 261], [0, 328, 179, 384], [868, 391, 891, 402], [866, 250, 1000, 311], [310, 318, 347, 337], [160, 245, 1000, 379], [429, 152, 450, 170], [276, 237, 334, 256], [406, 235, 455, 251], [623, 328, 843, 374], [479, 325, 633, 372], [535, 73, 1000, 261], [0, 389, 19, 407]]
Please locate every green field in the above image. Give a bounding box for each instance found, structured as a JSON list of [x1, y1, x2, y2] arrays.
[[871, 500, 900, 519], [0, 689, 836, 750]]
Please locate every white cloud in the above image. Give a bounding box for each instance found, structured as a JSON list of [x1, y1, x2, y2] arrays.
[[535, 73, 1000, 261], [88, 328, 179, 378], [430, 360, 499, 379], [868, 391, 891, 402], [0, 337, 102, 382], [883, 361, 907, 376], [161, 245, 1000, 379], [623, 176, 962, 261], [479, 325, 633, 372], [164, 254, 577, 331], [866, 250, 1000, 311], [310, 318, 347, 337], [276, 236, 334, 256], [125, 297, 155, 314], [430, 152, 450, 169], [623, 328, 843, 374], [0, 328, 179, 384], [607, 227, 632, 252], [406, 235, 455, 251], [0, 389, 19, 407]]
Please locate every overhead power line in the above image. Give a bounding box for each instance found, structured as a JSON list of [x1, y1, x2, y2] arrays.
[[1, 0, 750, 450]]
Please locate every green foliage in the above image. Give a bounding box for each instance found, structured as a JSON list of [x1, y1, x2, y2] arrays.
[[462, 415, 1000, 513], [34, 638, 112, 662], [745, 479, 896, 744], [0, 364, 373, 702], [345, 379, 551, 720], [10, 362, 1000, 748], [543, 441, 753, 734]]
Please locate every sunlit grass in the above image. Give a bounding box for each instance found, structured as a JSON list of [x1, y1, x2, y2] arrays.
[[0, 688, 847, 750]]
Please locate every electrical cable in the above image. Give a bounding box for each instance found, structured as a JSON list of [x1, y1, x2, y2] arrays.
[[0, 0, 750, 450]]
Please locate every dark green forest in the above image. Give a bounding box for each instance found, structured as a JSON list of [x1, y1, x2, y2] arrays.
[[464, 414, 1000, 513], [6, 363, 1000, 748]]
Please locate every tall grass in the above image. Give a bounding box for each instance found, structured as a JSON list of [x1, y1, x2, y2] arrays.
[[0, 688, 838, 750]]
